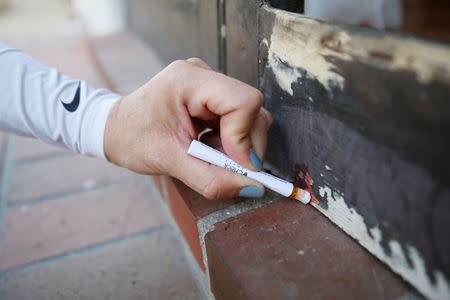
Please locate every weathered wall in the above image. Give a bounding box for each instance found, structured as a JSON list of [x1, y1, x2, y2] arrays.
[[127, 1, 450, 298], [258, 6, 450, 300]]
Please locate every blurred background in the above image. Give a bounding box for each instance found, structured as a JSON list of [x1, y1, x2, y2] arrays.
[[0, 1, 448, 299], [0, 0, 126, 39]]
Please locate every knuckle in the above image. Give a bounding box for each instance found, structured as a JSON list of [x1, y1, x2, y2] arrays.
[[242, 89, 263, 111], [261, 109, 273, 127], [250, 89, 264, 106], [164, 60, 191, 89], [187, 57, 205, 65], [202, 176, 222, 200], [168, 59, 189, 71]]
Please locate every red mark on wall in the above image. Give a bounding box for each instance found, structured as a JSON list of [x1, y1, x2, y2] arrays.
[[295, 165, 319, 204]]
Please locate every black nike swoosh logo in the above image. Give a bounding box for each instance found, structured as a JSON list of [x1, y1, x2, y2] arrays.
[[61, 82, 80, 112]]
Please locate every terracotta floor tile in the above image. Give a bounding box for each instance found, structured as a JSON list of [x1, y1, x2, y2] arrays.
[[13, 136, 66, 161], [1, 179, 168, 271], [0, 230, 202, 300], [9, 154, 133, 204]]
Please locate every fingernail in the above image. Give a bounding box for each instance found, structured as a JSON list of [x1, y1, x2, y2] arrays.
[[250, 149, 262, 169], [239, 186, 264, 198]]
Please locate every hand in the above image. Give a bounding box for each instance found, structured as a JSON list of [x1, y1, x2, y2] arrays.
[[104, 58, 273, 200]]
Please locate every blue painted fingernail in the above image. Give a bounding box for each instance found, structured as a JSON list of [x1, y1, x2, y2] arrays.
[[239, 186, 264, 198], [250, 149, 262, 169]]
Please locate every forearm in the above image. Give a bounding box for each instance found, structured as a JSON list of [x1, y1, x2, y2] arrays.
[[0, 42, 120, 159]]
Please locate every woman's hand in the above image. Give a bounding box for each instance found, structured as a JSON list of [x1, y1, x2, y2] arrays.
[[104, 58, 273, 200]]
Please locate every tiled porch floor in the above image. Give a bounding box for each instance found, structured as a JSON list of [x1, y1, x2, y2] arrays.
[[0, 22, 205, 300]]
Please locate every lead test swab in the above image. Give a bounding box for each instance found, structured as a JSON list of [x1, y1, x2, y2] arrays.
[[187, 140, 311, 204]]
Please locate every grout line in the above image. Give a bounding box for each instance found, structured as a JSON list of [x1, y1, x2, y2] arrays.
[[0, 134, 15, 260], [6, 175, 142, 210], [196, 192, 280, 286], [7, 182, 115, 210], [0, 224, 171, 281], [147, 177, 213, 300]]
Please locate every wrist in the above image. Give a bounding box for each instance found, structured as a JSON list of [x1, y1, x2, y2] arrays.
[[104, 97, 123, 164], [80, 89, 121, 159]]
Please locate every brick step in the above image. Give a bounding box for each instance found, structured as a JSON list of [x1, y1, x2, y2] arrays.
[[154, 175, 417, 299]]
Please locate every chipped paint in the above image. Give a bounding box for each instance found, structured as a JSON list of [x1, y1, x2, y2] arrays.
[[267, 13, 348, 95], [325, 165, 332, 171], [314, 185, 450, 300], [265, 6, 450, 97], [295, 167, 319, 204], [220, 24, 227, 39]]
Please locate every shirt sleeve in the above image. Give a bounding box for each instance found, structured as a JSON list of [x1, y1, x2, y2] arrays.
[[0, 41, 121, 159]]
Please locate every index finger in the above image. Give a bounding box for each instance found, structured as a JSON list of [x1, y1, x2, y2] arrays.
[[182, 69, 265, 170]]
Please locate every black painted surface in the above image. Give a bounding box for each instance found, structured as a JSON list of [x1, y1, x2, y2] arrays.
[[268, 0, 304, 13], [259, 8, 450, 286]]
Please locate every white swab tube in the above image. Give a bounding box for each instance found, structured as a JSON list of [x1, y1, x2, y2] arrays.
[[187, 140, 310, 204]]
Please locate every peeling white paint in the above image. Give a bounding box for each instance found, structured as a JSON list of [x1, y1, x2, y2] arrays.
[[315, 185, 450, 300], [220, 24, 227, 39], [267, 14, 348, 95], [266, 6, 450, 95]]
